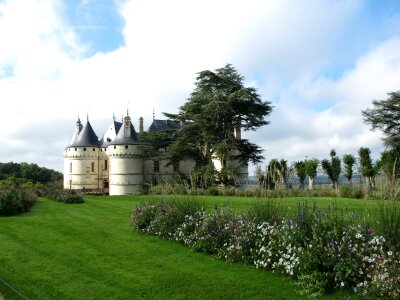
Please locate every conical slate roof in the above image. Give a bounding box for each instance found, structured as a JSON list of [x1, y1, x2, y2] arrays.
[[110, 121, 140, 145], [99, 120, 122, 147], [70, 121, 99, 147]]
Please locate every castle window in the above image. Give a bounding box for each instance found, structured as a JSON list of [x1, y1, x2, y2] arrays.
[[75, 148, 77, 151], [105, 160, 108, 171], [83, 148, 86, 151], [173, 162, 179, 172], [91, 162, 95, 172], [93, 148, 95, 151], [114, 146, 116, 149], [70, 162, 72, 173], [153, 161, 160, 172], [125, 145, 128, 149]]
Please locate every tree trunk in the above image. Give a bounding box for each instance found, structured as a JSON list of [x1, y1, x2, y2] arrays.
[[299, 178, 305, 189], [309, 177, 314, 190]]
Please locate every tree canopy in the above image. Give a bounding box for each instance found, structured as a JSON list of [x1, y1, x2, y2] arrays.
[[321, 149, 341, 189], [164, 64, 273, 185], [0, 162, 62, 184], [342, 154, 356, 182], [362, 91, 400, 149]]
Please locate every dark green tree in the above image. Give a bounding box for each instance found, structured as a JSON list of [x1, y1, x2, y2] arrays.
[[362, 91, 400, 150], [321, 149, 341, 189], [377, 150, 400, 184], [165, 64, 273, 186], [305, 159, 319, 190], [294, 161, 307, 189], [358, 147, 376, 189], [342, 154, 356, 183]]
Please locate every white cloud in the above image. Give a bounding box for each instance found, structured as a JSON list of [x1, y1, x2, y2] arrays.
[[0, 0, 399, 174], [255, 38, 400, 172]]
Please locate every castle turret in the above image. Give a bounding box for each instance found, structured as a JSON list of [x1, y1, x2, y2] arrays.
[[63, 119, 100, 190], [108, 115, 143, 195]]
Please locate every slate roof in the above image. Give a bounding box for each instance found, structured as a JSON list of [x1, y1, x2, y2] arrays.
[[69, 121, 99, 147], [109, 122, 140, 145], [148, 119, 182, 133], [99, 120, 122, 147]]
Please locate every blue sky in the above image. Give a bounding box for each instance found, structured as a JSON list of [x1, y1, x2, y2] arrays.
[[0, 0, 399, 174]]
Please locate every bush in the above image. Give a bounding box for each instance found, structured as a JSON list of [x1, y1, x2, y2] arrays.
[[131, 199, 400, 299], [42, 184, 84, 204], [340, 184, 364, 199], [0, 185, 37, 216]]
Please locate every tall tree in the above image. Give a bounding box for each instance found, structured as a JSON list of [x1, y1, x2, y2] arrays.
[[342, 154, 356, 183], [321, 149, 341, 189], [305, 159, 319, 190], [377, 150, 400, 184], [165, 64, 273, 186], [362, 91, 400, 150], [358, 147, 376, 189], [294, 161, 307, 189]]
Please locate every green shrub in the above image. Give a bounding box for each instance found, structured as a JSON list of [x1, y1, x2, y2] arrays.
[[42, 184, 84, 204], [0, 185, 37, 216]]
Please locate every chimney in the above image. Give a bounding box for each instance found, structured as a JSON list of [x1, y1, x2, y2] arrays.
[[123, 115, 131, 137], [138, 117, 144, 134]]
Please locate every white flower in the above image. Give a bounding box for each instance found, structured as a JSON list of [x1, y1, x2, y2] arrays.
[[388, 251, 393, 256], [341, 282, 344, 287]]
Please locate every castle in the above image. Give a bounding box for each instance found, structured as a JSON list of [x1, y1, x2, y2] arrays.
[[63, 114, 248, 195]]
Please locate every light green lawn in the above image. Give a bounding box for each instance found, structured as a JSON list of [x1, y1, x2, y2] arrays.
[[0, 195, 372, 299]]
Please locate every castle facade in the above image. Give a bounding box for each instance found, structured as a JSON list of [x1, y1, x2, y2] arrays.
[[63, 114, 248, 195]]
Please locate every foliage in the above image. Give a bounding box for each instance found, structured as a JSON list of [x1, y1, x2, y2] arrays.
[[164, 64, 273, 186], [256, 159, 288, 190], [377, 149, 400, 183], [138, 131, 176, 160], [362, 91, 400, 149], [376, 200, 400, 253], [0, 161, 62, 184], [343, 154, 356, 182], [42, 184, 84, 203], [321, 149, 341, 189], [294, 161, 307, 189], [133, 199, 400, 299], [358, 147, 376, 189], [305, 159, 319, 190], [339, 184, 364, 199], [0, 182, 37, 216]]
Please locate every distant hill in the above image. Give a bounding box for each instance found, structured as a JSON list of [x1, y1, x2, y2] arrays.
[[0, 162, 62, 184]]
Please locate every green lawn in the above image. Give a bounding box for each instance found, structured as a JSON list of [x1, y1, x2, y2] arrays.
[[0, 195, 375, 299]]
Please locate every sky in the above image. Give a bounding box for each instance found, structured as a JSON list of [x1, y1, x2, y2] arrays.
[[0, 0, 400, 175]]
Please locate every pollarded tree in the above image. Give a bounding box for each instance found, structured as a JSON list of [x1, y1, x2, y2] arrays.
[[165, 64, 273, 186], [377, 150, 400, 184], [362, 91, 400, 150], [342, 154, 356, 183], [305, 159, 319, 190], [294, 161, 307, 189], [266, 159, 288, 189], [358, 147, 376, 189], [321, 149, 341, 189]]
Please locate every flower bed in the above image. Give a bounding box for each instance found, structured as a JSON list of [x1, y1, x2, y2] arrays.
[[132, 200, 400, 298]]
